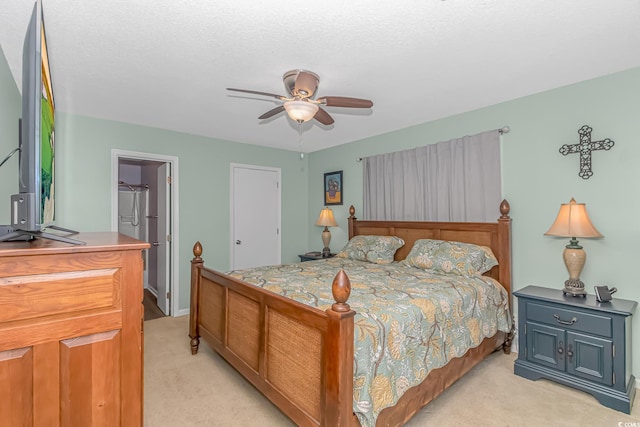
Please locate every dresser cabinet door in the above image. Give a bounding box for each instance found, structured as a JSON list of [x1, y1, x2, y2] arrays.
[[0, 331, 123, 426]]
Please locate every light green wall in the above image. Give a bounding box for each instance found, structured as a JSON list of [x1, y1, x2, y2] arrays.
[[308, 67, 640, 375], [0, 46, 21, 224]]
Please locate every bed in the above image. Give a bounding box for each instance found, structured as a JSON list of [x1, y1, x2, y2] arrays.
[[189, 200, 513, 427]]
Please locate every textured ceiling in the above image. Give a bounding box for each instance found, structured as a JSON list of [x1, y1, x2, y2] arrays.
[[1, 0, 639, 153]]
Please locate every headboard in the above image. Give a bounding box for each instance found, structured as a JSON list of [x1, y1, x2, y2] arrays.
[[347, 200, 513, 299]]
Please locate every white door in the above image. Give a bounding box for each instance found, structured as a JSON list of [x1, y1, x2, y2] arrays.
[[231, 164, 281, 270], [156, 163, 170, 315]]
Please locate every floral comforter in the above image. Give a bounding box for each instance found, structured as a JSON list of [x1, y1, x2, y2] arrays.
[[228, 257, 512, 427]]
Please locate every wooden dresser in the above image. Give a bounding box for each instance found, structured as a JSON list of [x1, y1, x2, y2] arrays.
[[0, 232, 149, 426]]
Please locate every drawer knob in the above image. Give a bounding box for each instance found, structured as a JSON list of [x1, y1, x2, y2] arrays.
[[554, 314, 578, 325]]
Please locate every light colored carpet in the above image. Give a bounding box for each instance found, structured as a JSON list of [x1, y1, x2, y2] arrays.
[[145, 315, 640, 426]]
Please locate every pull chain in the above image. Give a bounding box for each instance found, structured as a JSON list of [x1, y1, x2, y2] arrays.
[[298, 122, 303, 146], [298, 122, 305, 160]]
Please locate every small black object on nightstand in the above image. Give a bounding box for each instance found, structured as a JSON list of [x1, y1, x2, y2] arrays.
[[594, 285, 617, 302]]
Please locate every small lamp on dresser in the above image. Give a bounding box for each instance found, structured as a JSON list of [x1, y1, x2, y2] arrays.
[[544, 198, 603, 297], [315, 207, 338, 257]]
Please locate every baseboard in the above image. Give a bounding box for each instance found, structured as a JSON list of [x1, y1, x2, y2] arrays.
[[175, 307, 189, 317]]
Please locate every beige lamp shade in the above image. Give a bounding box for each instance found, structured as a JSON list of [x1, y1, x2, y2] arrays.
[[544, 198, 602, 239], [544, 198, 602, 297], [316, 207, 337, 257], [315, 207, 338, 227]]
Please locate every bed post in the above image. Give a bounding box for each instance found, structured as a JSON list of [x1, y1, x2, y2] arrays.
[[189, 241, 204, 355], [497, 199, 514, 354], [347, 205, 357, 239], [323, 270, 356, 427]]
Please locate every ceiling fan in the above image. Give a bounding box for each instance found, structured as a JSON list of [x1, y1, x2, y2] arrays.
[[227, 69, 373, 125]]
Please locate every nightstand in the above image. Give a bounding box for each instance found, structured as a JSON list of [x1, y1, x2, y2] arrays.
[[298, 253, 335, 262], [514, 285, 637, 413]]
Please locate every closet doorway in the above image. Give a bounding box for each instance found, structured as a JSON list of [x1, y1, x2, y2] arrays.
[[111, 150, 179, 319]]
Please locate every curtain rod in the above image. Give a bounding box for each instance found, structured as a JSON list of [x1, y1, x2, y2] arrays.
[[356, 126, 510, 162]]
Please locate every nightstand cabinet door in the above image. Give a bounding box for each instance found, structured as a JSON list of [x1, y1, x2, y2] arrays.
[[525, 322, 613, 386], [526, 321, 565, 371], [567, 331, 613, 386]]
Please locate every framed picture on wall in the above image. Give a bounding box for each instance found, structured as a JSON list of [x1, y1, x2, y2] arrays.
[[324, 170, 343, 205]]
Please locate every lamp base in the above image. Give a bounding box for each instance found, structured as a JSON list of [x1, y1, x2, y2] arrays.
[[321, 227, 331, 258], [561, 246, 587, 297], [562, 278, 587, 297]]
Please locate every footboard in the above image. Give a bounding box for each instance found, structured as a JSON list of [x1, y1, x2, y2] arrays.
[[189, 242, 357, 427]]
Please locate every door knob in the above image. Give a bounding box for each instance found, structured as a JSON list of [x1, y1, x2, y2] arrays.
[[235, 240, 241, 245], [567, 344, 574, 360], [557, 341, 564, 359]]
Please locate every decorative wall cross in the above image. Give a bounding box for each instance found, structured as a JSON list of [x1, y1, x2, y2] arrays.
[[559, 125, 614, 179]]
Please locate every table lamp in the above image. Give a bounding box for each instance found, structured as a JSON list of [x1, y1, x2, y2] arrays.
[[544, 198, 603, 297], [315, 207, 338, 257]]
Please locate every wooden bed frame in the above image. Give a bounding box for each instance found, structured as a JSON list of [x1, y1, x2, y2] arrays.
[[189, 200, 513, 427]]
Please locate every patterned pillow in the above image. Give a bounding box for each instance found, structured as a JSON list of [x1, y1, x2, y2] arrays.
[[402, 239, 498, 276], [336, 235, 405, 265]]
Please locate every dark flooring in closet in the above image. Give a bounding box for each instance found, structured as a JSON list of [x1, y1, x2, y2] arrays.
[[143, 289, 166, 321]]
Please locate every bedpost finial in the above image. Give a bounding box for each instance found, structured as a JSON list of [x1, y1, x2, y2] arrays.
[[331, 269, 351, 312], [193, 241, 203, 258], [499, 199, 510, 218], [349, 205, 356, 218]]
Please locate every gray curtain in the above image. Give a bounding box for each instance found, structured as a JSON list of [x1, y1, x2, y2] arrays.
[[363, 130, 501, 221]]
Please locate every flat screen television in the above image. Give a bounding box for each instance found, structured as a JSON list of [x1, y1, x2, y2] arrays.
[[0, 0, 82, 244]]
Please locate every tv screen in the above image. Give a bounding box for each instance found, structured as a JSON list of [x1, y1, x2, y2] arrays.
[[1, 1, 81, 244], [13, 0, 55, 232]]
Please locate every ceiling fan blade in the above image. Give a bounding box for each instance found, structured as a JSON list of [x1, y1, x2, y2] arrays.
[[258, 105, 286, 120], [317, 96, 373, 108], [227, 88, 286, 100], [294, 71, 319, 98], [314, 107, 334, 125]]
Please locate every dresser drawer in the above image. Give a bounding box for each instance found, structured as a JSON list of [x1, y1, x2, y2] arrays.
[[0, 268, 120, 323], [526, 301, 612, 338]]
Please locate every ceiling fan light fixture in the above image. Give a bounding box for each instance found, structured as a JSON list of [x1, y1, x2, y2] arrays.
[[284, 100, 319, 123], [228, 70, 372, 126]]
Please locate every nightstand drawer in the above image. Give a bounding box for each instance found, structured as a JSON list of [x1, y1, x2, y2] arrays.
[[526, 301, 612, 338]]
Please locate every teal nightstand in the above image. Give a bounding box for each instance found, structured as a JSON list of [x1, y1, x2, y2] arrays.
[[514, 285, 637, 413]]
